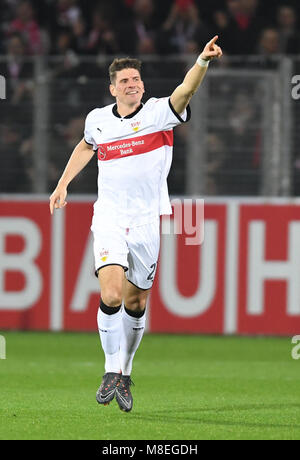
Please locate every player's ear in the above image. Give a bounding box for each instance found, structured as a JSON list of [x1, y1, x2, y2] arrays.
[[109, 84, 116, 97]]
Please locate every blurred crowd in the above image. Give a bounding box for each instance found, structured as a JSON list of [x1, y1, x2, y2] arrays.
[[1, 0, 300, 196], [1, 0, 300, 57], [0, 0, 300, 55]]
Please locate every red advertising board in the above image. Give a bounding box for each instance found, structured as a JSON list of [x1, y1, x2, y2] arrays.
[[150, 203, 227, 334], [63, 202, 98, 331], [0, 200, 51, 329], [1, 197, 300, 336], [237, 204, 300, 335]]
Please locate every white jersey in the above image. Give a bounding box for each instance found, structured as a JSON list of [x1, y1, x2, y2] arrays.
[[84, 97, 190, 229]]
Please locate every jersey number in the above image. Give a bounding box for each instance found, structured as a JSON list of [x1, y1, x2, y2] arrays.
[[147, 263, 157, 281]]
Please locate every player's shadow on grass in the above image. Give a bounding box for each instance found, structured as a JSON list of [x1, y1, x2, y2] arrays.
[[132, 403, 300, 430]]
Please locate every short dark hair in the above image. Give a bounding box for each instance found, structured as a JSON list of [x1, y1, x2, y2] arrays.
[[109, 57, 142, 84]]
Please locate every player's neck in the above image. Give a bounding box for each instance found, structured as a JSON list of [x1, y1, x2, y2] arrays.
[[116, 101, 141, 118]]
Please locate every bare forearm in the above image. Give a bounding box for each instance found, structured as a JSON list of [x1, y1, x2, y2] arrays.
[[58, 138, 94, 188], [175, 63, 208, 98], [182, 63, 208, 95], [170, 36, 222, 115], [171, 64, 208, 113], [49, 138, 95, 214]]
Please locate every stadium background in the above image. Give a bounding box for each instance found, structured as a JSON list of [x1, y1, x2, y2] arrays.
[[1, 0, 300, 335], [1, 0, 300, 443]]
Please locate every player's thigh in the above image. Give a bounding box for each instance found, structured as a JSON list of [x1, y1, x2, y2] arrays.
[[123, 277, 151, 311], [93, 224, 128, 305], [98, 265, 125, 306], [93, 226, 128, 275], [126, 220, 160, 290]]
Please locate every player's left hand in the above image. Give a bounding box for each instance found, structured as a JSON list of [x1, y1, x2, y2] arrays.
[[49, 186, 67, 215], [200, 35, 223, 61]]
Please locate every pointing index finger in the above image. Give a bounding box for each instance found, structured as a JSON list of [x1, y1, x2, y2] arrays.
[[209, 35, 219, 45], [49, 198, 54, 215]]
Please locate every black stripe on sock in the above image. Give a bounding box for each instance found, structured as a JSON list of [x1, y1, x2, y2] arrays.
[[124, 306, 146, 318], [100, 299, 121, 315]]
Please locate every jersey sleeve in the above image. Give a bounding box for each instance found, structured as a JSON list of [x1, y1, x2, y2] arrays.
[[84, 110, 98, 150], [149, 97, 191, 131]]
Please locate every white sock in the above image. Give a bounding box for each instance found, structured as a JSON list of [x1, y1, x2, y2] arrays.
[[119, 308, 146, 376], [97, 307, 122, 374]]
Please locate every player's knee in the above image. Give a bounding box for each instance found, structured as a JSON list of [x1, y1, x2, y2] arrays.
[[101, 289, 123, 307], [126, 295, 147, 312]]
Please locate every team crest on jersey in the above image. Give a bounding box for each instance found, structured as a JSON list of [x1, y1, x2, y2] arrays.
[[131, 121, 140, 132], [100, 248, 109, 262], [97, 145, 106, 160]]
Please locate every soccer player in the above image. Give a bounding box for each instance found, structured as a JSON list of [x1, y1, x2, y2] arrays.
[[49, 36, 222, 412]]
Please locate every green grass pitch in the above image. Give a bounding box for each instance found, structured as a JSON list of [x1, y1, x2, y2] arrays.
[[0, 331, 299, 440]]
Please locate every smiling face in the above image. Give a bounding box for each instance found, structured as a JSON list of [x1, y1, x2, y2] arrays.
[[109, 68, 145, 109]]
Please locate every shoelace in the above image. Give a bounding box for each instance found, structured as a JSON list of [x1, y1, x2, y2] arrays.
[[117, 377, 134, 396], [103, 374, 120, 391]]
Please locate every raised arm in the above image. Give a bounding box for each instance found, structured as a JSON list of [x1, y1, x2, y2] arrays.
[[170, 36, 222, 115], [49, 138, 95, 214]]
